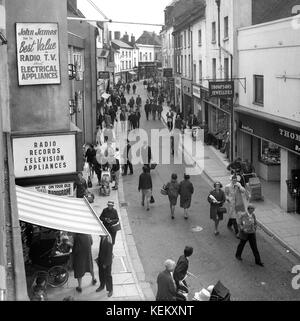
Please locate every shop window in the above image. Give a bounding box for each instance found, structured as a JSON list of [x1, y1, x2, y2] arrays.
[[224, 16, 229, 39], [254, 75, 264, 105], [212, 22, 216, 43], [260, 140, 281, 165]]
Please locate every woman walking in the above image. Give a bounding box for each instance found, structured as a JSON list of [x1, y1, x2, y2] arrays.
[[178, 174, 194, 219], [207, 182, 226, 235], [235, 204, 264, 267], [72, 233, 97, 293], [165, 173, 180, 219]]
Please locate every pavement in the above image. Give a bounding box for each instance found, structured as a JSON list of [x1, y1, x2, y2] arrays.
[[161, 105, 300, 261]]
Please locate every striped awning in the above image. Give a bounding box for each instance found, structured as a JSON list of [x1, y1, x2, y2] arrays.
[[16, 186, 108, 236]]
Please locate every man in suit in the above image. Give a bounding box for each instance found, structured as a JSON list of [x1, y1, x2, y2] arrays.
[[173, 246, 194, 290], [96, 235, 113, 297], [100, 201, 119, 245], [156, 259, 177, 301]]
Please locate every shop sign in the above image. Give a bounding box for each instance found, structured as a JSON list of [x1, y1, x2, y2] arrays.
[[12, 134, 77, 178], [209, 81, 234, 98], [163, 68, 173, 78], [182, 79, 192, 97], [98, 71, 110, 79], [33, 182, 74, 197], [175, 77, 181, 88], [192, 85, 201, 98], [239, 113, 300, 155], [16, 23, 61, 85]]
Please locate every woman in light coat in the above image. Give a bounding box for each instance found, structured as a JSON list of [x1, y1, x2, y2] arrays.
[[224, 175, 246, 237]]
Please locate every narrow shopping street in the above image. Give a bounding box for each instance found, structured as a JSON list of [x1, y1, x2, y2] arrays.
[[121, 81, 300, 301]]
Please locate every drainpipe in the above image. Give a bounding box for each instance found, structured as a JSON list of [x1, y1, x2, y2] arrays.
[[215, 0, 222, 79]]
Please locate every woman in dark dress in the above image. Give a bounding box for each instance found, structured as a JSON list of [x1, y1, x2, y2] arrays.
[[165, 173, 180, 219], [207, 182, 226, 235], [178, 174, 194, 220], [72, 233, 97, 293]]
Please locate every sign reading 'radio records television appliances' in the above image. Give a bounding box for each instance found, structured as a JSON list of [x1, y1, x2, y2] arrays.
[[12, 134, 77, 178], [239, 113, 300, 155], [33, 182, 74, 197], [16, 23, 61, 85], [209, 81, 234, 98], [98, 71, 110, 79], [163, 68, 173, 78]]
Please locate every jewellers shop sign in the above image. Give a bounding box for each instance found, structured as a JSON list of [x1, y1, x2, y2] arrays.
[[209, 81, 234, 98], [239, 113, 300, 155], [16, 23, 61, 85], [12, 134, 77, 178]]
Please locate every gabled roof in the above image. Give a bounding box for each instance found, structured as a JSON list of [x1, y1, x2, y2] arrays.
[[135, 31, 162, 46], [111, 39, 134, 49], [252, 0, 299, 25]]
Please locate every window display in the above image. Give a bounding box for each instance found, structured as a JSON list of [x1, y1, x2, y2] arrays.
[[260, 140, 280, 165]]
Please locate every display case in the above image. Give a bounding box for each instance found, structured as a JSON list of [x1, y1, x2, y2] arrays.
[[258, 140, 280, 181]]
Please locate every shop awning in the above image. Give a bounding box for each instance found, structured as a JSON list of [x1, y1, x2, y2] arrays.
[[101, 92, 111, 99], [16, 186, 108, 236]]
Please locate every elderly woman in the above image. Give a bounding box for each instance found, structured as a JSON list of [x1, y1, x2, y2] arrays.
[[165, 173, 180, 219], [224, 175, 246, 237], [207, 182, 226, 235], [236, 204, 264, 267], [179, 174, 194, 220]]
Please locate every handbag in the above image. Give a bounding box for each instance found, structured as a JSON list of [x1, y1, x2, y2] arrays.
[[111, 221, 121, 232], [87, 176, 92, 188], [160, 184, 168, 196], [217, 207, 227, 214], [150, 195, 155, 203]]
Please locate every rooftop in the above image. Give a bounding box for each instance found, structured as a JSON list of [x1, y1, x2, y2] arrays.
[[111, 39, 134, 49], [135, 31, 162, 46]]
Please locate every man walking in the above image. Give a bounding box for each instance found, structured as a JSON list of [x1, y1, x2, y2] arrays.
[[100, 201, 120, 245], [138, 166, 152, 211], [96, 235, 113, 297], [122, 139, 133, 175], [144, 99, 150, 121], [156, 259, 177, 301], [136, 94, 142, 107], [132, 83, 137, 95]]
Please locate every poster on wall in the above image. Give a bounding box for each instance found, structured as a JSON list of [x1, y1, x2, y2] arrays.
[[12, 134, 77, 178], [31, 182, 74, 197], [16, 22, 61, 85]]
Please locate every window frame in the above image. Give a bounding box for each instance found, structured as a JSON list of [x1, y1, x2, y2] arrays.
[[224, 16, 229, 40], [212, 22, 216, 43], [253, 75, 264, 106], [212, 58, 216, 80], [198, 29, 202, 46]]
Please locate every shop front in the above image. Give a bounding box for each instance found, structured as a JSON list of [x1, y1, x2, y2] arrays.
[[175, 76, 182, 113], [236, 107, 300, 213], [181, 78, 192, 120], [192, 84, 203, 123]]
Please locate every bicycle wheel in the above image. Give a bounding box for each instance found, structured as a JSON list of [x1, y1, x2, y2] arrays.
[[47, 265, 69, 288]]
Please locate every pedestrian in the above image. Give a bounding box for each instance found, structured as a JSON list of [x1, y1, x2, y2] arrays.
[[100, 201, 120, 246], [126, 83, 131, 95], [235, 204, 264, 267], [120, 94, 126, 105], [165, 173, 180, 219], [135, 109, 141, 128], [104, 112, 112, 128], [109, 105, 116, 127], [136, 94, 142, 107], [207, 182, 226, 235], [98, 111, 104, 130], [225, 175, 246, 237], [173, 246, 193, 291], [85, 144, 96, 179], [96, 235, 113, 297], [143, 79, 147, 90], [156, 259, 177, 301], [157, 104, 163, 120], [166, 109, 174, 131], [138, 166, 152, 211], [129, 96, 135, 109], [72, 233, 97, 293], [144, 99, 150, 121], [178, 174, 194, 219], [119, 108, 127, 132], [111, 155, 120, 191], [74, 172, 87, 198], [141, 141, 152, 168], [132, 83, 137, 95], [174, 114, 183, 132], [152, 103, 157, 120], [122, 139, 133, 176]]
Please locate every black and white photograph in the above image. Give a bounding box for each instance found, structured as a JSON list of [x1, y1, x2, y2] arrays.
[[1, 0, 300, 312]]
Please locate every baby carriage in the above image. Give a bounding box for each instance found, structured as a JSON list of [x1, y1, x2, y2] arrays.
[[99, 169, 111, 196]]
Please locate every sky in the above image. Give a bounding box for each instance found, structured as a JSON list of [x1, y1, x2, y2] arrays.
[[77, 0, 172, 38]]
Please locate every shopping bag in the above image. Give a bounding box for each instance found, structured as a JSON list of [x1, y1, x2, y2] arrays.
[[111, 221, 121, 232], [150, 195, 155, 203], [160, 184, 168, 196]]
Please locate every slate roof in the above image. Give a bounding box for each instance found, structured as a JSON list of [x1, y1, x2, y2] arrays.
[[135, 31, 162, 46], [252, 0, 300, 25], [111, 39, 134, 49]]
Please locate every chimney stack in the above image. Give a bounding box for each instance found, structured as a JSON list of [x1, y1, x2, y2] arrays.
[[131, 34, 135, 44], [123, 32, 129, 43], [114, 31, 120, 40]]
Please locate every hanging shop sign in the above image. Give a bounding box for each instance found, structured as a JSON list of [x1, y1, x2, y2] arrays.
[[16, 22, 61, 85], [209, 81, 234, 98], [32, 182, 74, 197], [12, 134, 77, 178], [163, 68, 173, 78], [192, 84, 201, 99], [239, 112, 300, 155], [175, 77, 181, 89], [98, 71, 110, 79], [182, 79, 192, 97]]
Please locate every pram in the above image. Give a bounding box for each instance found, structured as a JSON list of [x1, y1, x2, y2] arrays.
[[99, 168, 111, 196], [244, 173, 264, 201]]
